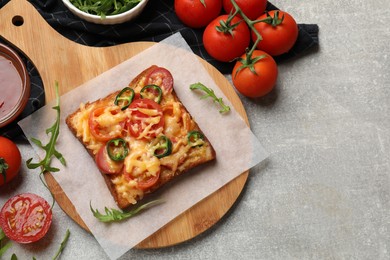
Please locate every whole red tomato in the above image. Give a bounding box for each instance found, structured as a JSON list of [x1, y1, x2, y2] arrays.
[[0, 136, 21, 186], [203, 14, 250, 62], [223, 0, 267, 20], [174, 0, 222, 28], [232, 50, 278, 98], [252, 10, 299, 56]]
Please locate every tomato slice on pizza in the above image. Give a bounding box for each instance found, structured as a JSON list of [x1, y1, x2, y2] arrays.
[[95, 144, 124, 174], [145, 67, 173, 94], [88, 106, 124, 142], [127, 99, 164, 140], [123, 146, 161, 190]]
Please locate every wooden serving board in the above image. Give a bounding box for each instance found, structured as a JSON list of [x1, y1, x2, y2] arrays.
[[0, 0, 249, 249]]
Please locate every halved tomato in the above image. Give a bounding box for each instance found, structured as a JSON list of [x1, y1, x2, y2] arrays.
[[145, 67, 173, 94], [88, 106, 122, 142], [95, 144, 124, 174], [0, 193, 52, 244], [127, 99, 164, 140]]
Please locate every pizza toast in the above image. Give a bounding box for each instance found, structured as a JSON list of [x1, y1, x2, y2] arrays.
[[66, 65, 216, 209]]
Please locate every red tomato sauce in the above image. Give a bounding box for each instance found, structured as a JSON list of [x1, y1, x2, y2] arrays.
[[0, 55, 23, 119]]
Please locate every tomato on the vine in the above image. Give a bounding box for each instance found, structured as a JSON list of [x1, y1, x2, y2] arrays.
[[0, 136, 21, 186], [252, 10, 299, 56], [0, 193, 52, 243], [174, 0, 222, 29], [203, 14, 250, 62], [223, 0, 267, 20], [232, 50, 278, 98]]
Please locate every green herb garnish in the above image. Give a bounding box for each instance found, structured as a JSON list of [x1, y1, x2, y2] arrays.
[[0, 228, 12, 257], [190, 82, 231, 114], [52, 229, 70, 260], [69, 0, 142, 18], [90, 200, 163, 223], [26, 82, 66, 208], [26, 82, 66, 173]]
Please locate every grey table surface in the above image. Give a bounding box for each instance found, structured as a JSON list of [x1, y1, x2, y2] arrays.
[[1, 0, 389, 259]]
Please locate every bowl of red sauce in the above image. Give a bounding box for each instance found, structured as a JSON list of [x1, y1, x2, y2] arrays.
[[0, 43, 30, 128]]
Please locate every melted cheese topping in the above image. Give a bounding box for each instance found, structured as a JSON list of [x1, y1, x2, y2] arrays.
[[124, 140, 160, 178], [71, 103, 102, 154], [111, 174, 143, 205], [131, 110, 163, 140]]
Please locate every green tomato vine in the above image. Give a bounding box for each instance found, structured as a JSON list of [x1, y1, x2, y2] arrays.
[[228, 0, 281, 75]]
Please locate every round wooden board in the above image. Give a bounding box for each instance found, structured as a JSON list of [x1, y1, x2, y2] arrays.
[[0, 0, 249, 249]]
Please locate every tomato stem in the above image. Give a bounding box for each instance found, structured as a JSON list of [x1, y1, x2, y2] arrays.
[[216, 13, 241, 36], [253, 11, 285, 27], [229, 0, 264, 68], [0, 158, 9, 183], [229, 0, 280, 77]]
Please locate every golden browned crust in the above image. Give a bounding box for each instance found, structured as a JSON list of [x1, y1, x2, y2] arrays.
[[66, 65, 216, 209]]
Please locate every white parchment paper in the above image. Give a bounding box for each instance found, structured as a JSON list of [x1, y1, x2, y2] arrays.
[[18, 33, 268, 259]]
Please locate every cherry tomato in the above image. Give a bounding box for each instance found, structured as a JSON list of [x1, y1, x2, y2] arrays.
[[252, 10, 299, 56], [127, 99, 164, 140], [123, 149, 161, 190], [0, 193, 52, 243], [126, 170, 160, 191], [145, 67, 173, 94], [232, 50, 278, 98], [174, 0, 222, 28], [0, 136, 21, 186], [88, 106, 122, 142], [203, 14, 250, 62], [223, 0, 267, 20], [95, 144, 124, 174]]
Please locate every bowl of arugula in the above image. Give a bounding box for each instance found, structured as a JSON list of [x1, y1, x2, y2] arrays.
[[63, 0, 149, 25]]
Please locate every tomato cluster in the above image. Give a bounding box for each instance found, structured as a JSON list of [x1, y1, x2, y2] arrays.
[[174, 0, 299, 98]]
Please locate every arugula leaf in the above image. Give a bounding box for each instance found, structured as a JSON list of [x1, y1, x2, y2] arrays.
[[190, 82, 231, 113], [69, 0, 142, 18], [52, 229, 70, 260], [27, 82, 66, 174], [90, 200, 164, 223], [0, 228, 12, 257]]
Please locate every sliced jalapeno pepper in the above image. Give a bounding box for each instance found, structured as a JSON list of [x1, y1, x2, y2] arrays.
[[106, 138, 129, 161], [114, 87, 135, 110], [150, 135, 172, 158], [187, 131, 205, 147], [140, 85, 163, 104]]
